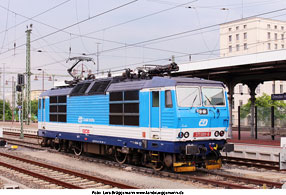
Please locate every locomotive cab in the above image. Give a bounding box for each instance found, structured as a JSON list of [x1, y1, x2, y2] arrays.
[[172, 84, 232, 171], [140, 78, 233, 172]]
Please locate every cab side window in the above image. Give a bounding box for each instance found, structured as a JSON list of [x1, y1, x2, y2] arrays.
[[152, 91, 159, 107], [165, 90, 173, 108], [38, 99, 41, 109], [43, 98, 45, 109]]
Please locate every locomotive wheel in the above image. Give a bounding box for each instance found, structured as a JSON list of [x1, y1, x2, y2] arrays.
[[39, 137, 46, 147], [54, 141, 62, 152], [37, 136, 43, 146], [152, 161, 164, 171], [73, 142, 83, 156], [114, 149, 127, 164]]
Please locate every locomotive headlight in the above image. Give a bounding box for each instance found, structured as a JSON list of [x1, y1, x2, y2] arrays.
[[220, 131, 225, 137], [197, 109, 208, 115], [214, 131, 220, 137], [184, 132, 190, 138], [178, 132, 184, 138]]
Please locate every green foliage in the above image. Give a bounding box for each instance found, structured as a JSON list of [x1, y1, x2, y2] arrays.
[[240, 93, 286, 125], [14, 98, 39, 122], [31, 100, 38, 122], [0, 100, 13, 121]]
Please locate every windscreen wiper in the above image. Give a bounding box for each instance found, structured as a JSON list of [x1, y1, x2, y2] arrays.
[[204, 95, 216, 110], [190, 94, 197, 109]]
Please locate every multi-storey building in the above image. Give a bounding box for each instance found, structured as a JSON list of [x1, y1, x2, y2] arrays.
[[31, 90, 42, 100], [220, 17, 286, 126], [220, 17, 286, 57]]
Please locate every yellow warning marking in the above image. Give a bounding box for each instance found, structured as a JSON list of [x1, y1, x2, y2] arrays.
[[10, 145, 18, 149], [174, 166, 196, 172]]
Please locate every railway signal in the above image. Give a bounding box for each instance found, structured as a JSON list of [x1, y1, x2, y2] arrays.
[[16, 73, 25, 139]]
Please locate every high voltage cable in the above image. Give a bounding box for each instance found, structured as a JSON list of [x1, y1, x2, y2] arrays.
[[1, 3, 286, 72], [0, 0, 138, 57], [87, 0, 197, 34], [5, 24, 286, 71], [86, 7, 286, 56], [25, 0, 138, 45], [0, 2, 75, 51], [38, 34, 190, 55], [0, 0, 200, 58], [95, 34, 286, 74], [31, 9, 284, 53], [0, 0, 10, 54], [2, 0, 197, 57], [0, 0, 72, 35], [5, 34, 286, 78], [32, 10, 286, 55]]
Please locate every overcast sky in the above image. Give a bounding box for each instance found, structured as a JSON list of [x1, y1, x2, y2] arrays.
[[1, 0, 286, 94]]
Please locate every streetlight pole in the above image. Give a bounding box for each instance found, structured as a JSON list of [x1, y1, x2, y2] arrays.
[[42, 70, 44, 92], [96, 43, 101, 75], [12, 76, 15, 123], [52, 75, 55, 87], [2, 63, 5, 122], [37, 69, 45, 92]]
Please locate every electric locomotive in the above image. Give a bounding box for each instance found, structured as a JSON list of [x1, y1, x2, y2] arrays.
[[38, 57, 234, 172]]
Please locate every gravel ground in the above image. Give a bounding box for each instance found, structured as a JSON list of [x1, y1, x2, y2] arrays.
[[0, 166, 42, 189], [0, 147, 207, 189], [2, 146, 286, 189]]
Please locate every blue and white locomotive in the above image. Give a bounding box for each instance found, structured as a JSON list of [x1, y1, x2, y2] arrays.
[[38, 57, 234, 172]]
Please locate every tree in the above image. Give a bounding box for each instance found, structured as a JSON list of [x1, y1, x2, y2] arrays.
[[31, 99, 38, 122], [0, 100, 13, 121], [15, 98, 39, 122], [240, 93, 286, 126]]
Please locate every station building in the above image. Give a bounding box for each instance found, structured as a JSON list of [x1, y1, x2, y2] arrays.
[[220, 17, 286, 126]]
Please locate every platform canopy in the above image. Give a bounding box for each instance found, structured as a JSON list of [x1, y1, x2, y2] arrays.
[[175, 49, 286, 84]]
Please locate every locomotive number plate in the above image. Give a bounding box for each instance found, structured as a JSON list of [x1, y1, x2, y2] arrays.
[[193, 132, 211, 137]]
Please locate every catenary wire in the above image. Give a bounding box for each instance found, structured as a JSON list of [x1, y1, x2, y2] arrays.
[[0, 0, 139, 57]]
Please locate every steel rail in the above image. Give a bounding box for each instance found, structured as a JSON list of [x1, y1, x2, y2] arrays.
[[222, 156, 280, 171], [2, 133, 280, 189], [200, 170, 283, 188], [0, 152, 138, 189], [222, 156, 278, 165], [185, 175, 253, 189], [0, 161, 82, 189], [3, 132, 38, 139], [3, 137, 40, 147]]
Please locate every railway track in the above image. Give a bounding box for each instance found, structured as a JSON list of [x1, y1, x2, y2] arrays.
[[0, 151, 137, 189], [197, 170, 283, 189], [222, 156, 281, 171], [1, 137, 42, 150], [3, 131, 38, 139], [2, 131, 282, 170], [1, 132, 284, 189], [56, 152, 284, 189]]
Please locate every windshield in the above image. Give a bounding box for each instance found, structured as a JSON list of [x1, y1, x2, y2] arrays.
[[176, 87, 201, 107], [202, 87, 225, 106]]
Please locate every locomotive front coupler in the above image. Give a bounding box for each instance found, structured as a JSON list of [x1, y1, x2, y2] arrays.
[[222, 143, 234, 152]]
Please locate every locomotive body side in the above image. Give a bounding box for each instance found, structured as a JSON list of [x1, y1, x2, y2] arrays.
[[38, 77, 233, 171]]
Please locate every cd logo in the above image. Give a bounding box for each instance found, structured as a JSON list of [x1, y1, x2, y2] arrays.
[[199, 119, 208, 126]]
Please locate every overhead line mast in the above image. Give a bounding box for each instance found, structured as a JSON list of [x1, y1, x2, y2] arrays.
[[25, 24, 32, 125]]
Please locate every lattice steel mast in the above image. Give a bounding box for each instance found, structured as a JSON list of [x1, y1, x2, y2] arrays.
[[25, 25, 32, 125]]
